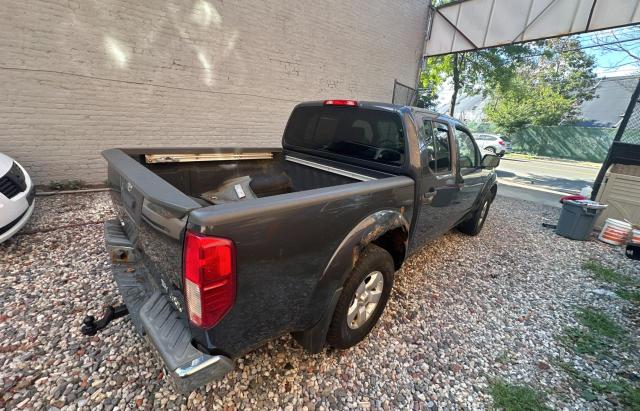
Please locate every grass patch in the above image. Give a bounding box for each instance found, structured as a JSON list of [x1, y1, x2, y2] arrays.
[[590, 379, 627, 395], [616, 289, 640, 306], [559, 327, 609, 355], [490, 380, 550, 411], [583, 261, 640, 308], [559, 308, 626, 356], [554, 361, 640, 407], [583, 261, 639, 288], [576, 308, 625, 340], [554, 361, 588, 383], [621, 386, 640, 409]]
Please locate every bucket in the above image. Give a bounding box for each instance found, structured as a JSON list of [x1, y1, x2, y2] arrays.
[[556, 200, 607, 241], [631, 229, 640, 245], [598, 218, 632, 245]]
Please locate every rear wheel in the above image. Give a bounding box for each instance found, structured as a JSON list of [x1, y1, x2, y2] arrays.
[[326, 244, 394, 349], [485, 146, 496, 154], [457, 195, 492, 236]]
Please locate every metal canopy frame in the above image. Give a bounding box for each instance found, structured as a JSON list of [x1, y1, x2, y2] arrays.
[[424, 0, 640, 57], [592, 77, 640, 199]]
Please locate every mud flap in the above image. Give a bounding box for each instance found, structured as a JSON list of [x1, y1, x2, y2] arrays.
[[292, 287, 343, 354]]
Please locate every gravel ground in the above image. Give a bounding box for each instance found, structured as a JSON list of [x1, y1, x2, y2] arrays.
[[1, 192, 638, 410]]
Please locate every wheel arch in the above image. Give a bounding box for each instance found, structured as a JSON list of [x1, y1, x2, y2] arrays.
[[292, 209, 409, 353], [328, 209, 409, 281]]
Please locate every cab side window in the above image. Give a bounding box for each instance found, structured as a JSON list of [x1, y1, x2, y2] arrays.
[[455, 127, 479, 169], [420, 120, 437, 172], [433, 122, 452, 173]]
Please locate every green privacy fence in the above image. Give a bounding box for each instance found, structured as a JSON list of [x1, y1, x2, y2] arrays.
[[509, 126, 615, 162]]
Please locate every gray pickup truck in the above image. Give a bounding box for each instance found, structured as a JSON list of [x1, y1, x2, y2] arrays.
[[93, 100, 499, 391]]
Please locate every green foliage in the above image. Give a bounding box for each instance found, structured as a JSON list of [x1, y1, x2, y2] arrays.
[[621, 386, 640, 409], [616, 289, 640, 306], [555, 360, 640, 407], [583, 261, 640, 288], [531, 38, 598, 119], [417, 54, 452, 109], [554, 263, 639, 408], [420, 44, 530, 114], [560, 327, 610, 355], [484, 38, 597, 131], [431, 0, 457, 6], [576, 308, 624, 340], [583, 261, 640, 307], [490, 380, 550, 411], [559, 307, 626, 356], [484, 77, 574, 133]]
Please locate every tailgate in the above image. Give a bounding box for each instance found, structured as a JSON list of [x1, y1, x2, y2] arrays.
[[102, 149, 202, 300]]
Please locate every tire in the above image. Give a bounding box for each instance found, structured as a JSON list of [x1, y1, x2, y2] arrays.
[[326, 244, 395, 349], [457, 194, 492, 236], [485, 146, 496, 154]]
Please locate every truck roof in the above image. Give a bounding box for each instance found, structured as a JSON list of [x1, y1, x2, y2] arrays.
[[294, 100, 459, 124]]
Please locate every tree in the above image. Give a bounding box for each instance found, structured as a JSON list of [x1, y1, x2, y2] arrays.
[[527, 38, 598, 119], [420, 45, 531, 116], [484, 37, 597, 131], [416, 54, 452, 109], [484, 77, 574, 133]]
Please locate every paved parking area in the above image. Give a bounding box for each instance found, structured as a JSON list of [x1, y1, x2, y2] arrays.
[[1, 192, 638, 410]]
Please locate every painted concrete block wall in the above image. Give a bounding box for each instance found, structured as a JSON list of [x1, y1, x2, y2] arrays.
[[0, 0, 428, 184]]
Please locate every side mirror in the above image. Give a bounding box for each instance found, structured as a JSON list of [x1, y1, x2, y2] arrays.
[[481, 153, 500, 169]]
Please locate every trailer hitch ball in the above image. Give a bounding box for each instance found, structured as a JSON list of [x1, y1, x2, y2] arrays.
[[80, 305, 129, 336], [81, 315, 98, 336]]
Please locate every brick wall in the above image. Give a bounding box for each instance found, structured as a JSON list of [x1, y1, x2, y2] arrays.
[[0, 0, 428, 184]]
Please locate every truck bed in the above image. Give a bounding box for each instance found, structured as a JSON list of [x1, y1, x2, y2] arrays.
[[145, 150, 365, 202], [108, 147, 404, 203]]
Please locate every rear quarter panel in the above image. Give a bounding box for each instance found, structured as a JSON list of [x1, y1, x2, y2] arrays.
[[187, 176, 414, 356]]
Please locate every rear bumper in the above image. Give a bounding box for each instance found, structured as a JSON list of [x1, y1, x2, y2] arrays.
[[139, 291, 234, 391], [105, 220, 234, 392]]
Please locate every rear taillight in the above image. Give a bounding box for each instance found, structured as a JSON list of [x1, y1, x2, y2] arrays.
[[183, 230, 236, 328], [497, 139, 505, 145], [323, 99, 358, 107]]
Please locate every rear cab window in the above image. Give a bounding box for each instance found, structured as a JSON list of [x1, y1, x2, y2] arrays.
[[283, 106, 405, 167]]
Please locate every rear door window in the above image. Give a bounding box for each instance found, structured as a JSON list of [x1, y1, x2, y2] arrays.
[[284, 106, 405, 166], [420, 119, 437, 172], [432, 122, 452, 173]]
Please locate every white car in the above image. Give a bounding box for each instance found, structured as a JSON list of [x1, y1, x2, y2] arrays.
[[474, 133, 511, 157], [0, 153, 35, 243]]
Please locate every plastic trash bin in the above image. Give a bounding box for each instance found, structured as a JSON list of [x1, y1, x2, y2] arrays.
[[556, 200, 607, 240]]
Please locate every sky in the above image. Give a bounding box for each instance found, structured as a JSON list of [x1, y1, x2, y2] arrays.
[[576, 26, 640, 77]]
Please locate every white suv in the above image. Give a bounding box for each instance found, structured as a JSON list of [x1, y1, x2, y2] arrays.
[[474, 133, 511, 157], [0, 153, 35, 243]]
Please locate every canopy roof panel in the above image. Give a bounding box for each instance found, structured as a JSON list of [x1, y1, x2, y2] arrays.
[[425, 0, 640, 56]]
